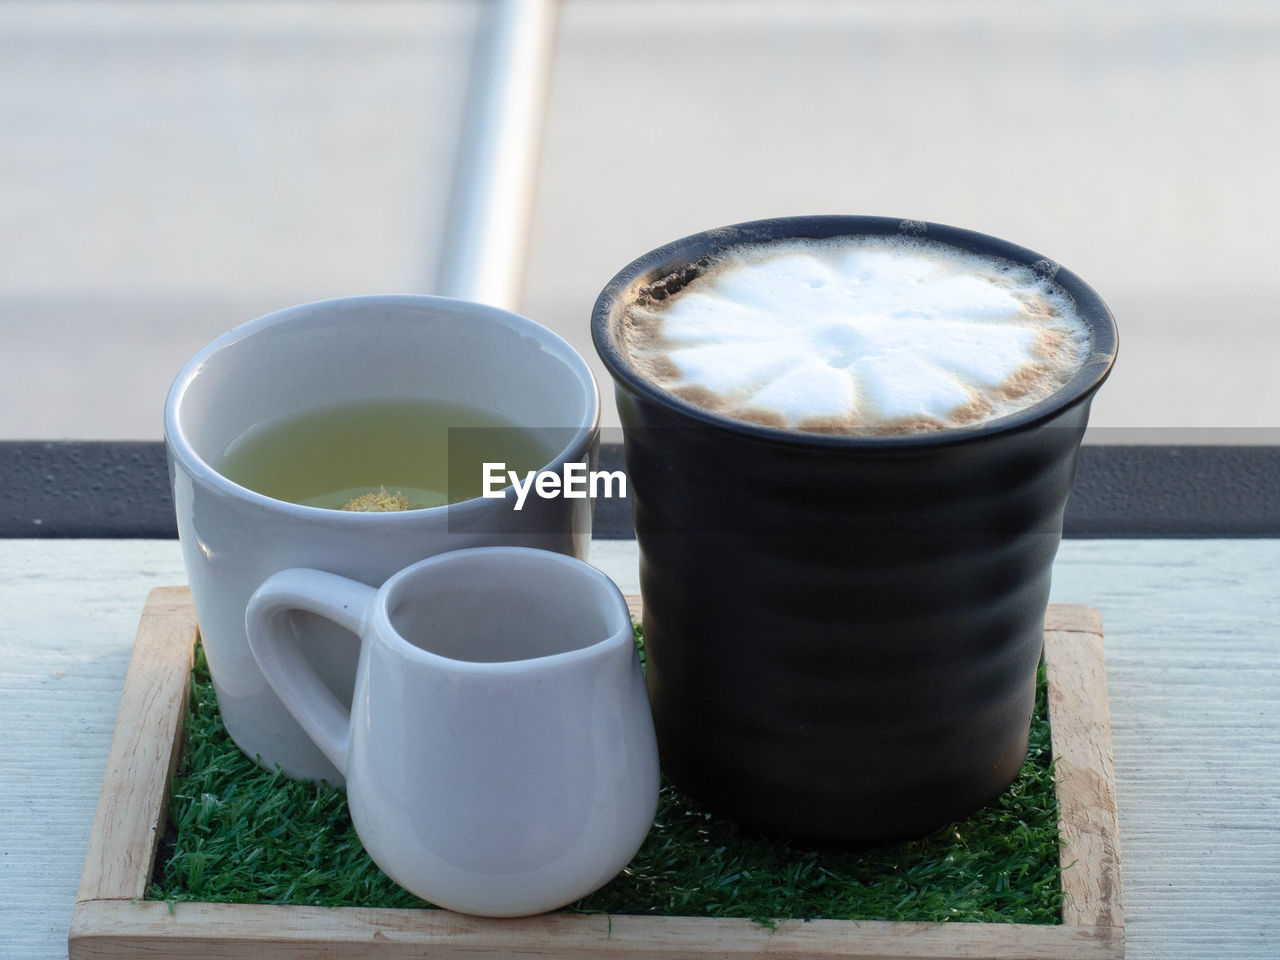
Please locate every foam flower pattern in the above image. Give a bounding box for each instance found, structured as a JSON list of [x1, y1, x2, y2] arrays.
[[638, 244, 1078, 431]]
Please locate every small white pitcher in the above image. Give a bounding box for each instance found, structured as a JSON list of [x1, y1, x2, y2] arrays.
[[245, 546, 659, 917]]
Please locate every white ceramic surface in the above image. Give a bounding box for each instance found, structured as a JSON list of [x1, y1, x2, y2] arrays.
[[164, 295, 600, 783], [245, 547, 659, 918]]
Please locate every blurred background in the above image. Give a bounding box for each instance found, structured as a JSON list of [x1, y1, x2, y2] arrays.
[[2, 0, 1277, 440]]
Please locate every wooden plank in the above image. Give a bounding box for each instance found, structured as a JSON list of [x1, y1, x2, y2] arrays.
[[69, 899, 1122, 960], [1053, 539, 1280, 956], [1044, 604, 1104, 636], [73, 586, 196, 903], [70, 589, 1122, 960], [1044, 620, 1124, 954]]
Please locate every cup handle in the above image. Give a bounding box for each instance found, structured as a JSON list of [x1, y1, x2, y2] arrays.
[[245, 568, 378, 777]]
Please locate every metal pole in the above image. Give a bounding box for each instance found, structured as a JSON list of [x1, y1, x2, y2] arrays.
[[435, 0, 558, 310]]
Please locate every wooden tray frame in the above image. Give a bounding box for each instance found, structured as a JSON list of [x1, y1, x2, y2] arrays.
[[70, 586, 1123, 959]]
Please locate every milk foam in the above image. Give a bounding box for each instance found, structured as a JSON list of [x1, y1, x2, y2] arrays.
[[622, 237, 1090, 434]]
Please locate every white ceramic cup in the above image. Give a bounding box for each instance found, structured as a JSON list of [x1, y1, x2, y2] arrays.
[[164, 295, 599, 783], [245, 546, 659, 917]]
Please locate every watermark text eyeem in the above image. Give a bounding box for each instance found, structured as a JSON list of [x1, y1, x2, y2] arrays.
[[483, 462, 627, 511]]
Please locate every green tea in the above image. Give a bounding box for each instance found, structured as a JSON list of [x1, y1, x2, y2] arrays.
[[217, 397, 553, 510]]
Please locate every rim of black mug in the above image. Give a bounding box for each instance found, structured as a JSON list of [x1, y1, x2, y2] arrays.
[[591, 215, 1119, 452]]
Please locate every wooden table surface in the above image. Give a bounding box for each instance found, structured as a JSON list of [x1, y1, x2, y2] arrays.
[[2, 538, 1277, 960]]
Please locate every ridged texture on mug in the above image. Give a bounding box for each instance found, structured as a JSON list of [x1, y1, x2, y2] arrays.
[[619, 389, 1090, 840], [592, 216, 1117, 841]]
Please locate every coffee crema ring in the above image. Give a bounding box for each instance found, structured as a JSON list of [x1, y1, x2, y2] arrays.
[[621, 235, 1091, 437]]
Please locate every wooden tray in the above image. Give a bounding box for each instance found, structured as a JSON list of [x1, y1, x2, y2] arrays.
[[70, 587, 1124, 959]]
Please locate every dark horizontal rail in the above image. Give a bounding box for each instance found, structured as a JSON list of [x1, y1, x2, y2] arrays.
[[1, 441, 1278, 538]]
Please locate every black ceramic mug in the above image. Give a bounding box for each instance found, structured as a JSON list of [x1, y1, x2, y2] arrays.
[[591, 216, 1117, 842]]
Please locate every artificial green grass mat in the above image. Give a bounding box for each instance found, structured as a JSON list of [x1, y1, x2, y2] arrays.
[[148, 629, 1063, 925]]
